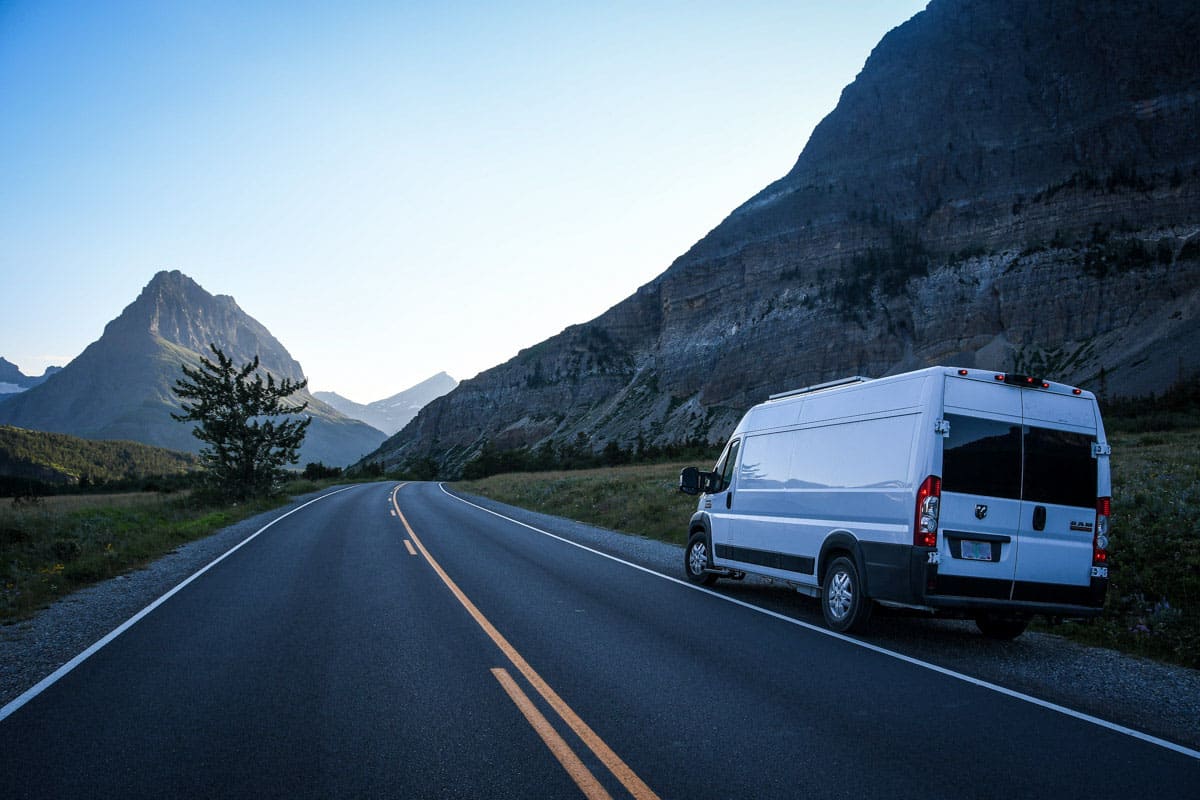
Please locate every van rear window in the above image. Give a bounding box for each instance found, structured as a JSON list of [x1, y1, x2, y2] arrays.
[[1023, 426, 1097, 508], [942, 415, 1022, 500], [942, 414, 1097, 507]]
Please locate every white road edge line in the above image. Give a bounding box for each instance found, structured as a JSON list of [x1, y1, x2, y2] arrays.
[[437, 483, 1200, 762], [0, 484, 360, 723]]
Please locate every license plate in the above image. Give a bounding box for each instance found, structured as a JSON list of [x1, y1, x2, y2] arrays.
[[961, 540, 993, 561]]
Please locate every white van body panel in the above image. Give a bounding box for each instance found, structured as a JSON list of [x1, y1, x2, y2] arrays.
[[709, 373, 931, 586], [692, 366, 1110, 619]]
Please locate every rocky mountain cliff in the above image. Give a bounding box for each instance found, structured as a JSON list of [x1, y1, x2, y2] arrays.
[[0, 271, 386, 466], [315, 372, 457, 435], [368, 0, 1200, 476]]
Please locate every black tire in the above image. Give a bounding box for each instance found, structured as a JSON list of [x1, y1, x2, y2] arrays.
[[821, 555, 873, 633], [975, 612, 1030, 640], [684, 532, 719, 586]]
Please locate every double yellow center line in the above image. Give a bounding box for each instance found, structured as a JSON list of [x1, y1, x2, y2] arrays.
[[389, 485, 659, 800]]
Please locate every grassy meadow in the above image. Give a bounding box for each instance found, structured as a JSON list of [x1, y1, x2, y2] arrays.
[[0, 478, 335, 623], [458, 462, 701, 544], [1072, 428, 1200, 665], [459, 429, 1200, 668]]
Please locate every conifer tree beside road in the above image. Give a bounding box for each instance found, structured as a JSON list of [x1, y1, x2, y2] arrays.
[[172, 344, 311, 499]]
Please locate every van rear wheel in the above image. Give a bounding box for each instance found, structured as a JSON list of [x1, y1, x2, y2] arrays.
[[685, 532, 719, 586], [822, 556, 873, 633], [975, 612, 1029, 640]]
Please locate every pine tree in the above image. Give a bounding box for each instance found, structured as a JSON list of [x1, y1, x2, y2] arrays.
[[172, 345, 311, 499]]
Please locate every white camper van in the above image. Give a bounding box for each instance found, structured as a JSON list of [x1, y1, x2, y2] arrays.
[[679, 366, 1111, 638]]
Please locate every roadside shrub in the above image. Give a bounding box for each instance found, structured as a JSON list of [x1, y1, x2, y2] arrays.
[[1038, 429, 1200, 667], [302, 462, 343, 480]]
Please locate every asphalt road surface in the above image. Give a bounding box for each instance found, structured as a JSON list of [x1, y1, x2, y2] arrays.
[[2, 482, 1196, 798]]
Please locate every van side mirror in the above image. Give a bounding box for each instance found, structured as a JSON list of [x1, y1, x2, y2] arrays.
[[680, 467, 720, 495], [679, 467, 702, 495]]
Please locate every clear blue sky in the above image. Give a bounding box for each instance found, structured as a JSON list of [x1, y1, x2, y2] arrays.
[[1, 1, 927, 403]]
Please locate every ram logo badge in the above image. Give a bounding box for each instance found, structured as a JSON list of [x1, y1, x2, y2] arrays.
[[975, 504, 988, 520]]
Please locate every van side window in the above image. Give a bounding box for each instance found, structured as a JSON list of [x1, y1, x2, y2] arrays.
[[715, 438, 740, 493], [942, 414, 1022, 500], [1024, 425, 1097, 508]]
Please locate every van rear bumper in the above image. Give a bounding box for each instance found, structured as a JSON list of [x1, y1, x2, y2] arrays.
[[916, 593, 1105, 618], [861, 543, 1107, 618]]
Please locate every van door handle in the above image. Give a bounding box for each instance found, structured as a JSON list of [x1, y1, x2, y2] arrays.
[[1032, 506, 1047, 531], [726, 492, 733, 509]]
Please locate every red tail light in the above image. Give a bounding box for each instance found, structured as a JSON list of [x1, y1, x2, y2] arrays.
[[1094, 497, 1111, 565], [915, 475, 941, 547]]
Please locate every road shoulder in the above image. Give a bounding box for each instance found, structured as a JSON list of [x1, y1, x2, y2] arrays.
[[443, 484, 1200, 752]]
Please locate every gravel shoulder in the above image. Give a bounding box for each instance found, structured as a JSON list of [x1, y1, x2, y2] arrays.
[[4, 483, 1198, 756]]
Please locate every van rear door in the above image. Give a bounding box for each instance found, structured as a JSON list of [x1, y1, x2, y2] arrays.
[[938, 376, 1101, 602], [938, 407, 1023, 598], [1013, 391, 1099, 597]]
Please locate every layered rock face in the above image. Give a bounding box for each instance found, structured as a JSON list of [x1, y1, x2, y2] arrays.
[[0, 271, 386, 466], [369, 0, 1200, 474]]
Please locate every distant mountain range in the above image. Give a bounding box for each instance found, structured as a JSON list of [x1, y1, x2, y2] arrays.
[[0, 271, 386, 466], [0, 358, 62, 396], [365, 0, 1200, 476], [315, 372, 457, 436]]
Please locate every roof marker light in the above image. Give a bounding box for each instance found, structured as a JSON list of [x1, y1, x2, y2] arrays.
[[1073, 388, 1082, 395], [958, 369, 969, 376]]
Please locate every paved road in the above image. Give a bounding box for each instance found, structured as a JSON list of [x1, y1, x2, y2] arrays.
[[2, 482, 1196, 798]]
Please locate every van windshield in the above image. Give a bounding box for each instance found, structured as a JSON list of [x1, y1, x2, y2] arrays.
[[712, 439, 740, 493], [942, 414, 1096, 508]]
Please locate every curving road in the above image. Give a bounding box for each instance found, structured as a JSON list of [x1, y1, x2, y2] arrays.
[[1, 481, 1196, 798]]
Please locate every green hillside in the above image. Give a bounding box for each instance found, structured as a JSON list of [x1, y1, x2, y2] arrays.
[[0, 425, 200, 494]]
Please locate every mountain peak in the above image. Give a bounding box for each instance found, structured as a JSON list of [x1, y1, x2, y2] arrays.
[[316, 372, 458, 435], [104, 271, 303, 382], [0, 272, 386, 465], [145, 268, 190, 287], [0, 357, 62, 393]]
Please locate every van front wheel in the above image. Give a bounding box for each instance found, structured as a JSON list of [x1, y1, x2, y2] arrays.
[[685, 532, 719, 586], [822, 556, 873, 633]]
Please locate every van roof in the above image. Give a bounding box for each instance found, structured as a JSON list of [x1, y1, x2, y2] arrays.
[[768, 375, 872, 400], [765, 366, 1096, 404]]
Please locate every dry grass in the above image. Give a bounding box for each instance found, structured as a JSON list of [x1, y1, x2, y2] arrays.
[[457, 462, 700, 544], [14, 491, 187, 513], [0, 480, 336, 623]]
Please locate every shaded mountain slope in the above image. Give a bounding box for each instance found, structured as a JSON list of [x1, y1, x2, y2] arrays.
[[366, 0, 1200, 476], [0, 424, 199, 489]]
